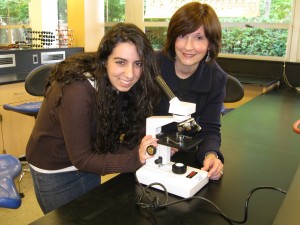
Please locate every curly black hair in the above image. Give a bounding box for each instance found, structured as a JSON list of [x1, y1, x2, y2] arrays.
[[48, 23, 161, 154], [48, 52, 97, 85], [94, 23, 161, 153]]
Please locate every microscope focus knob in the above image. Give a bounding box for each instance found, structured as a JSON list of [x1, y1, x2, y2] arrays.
[[172, 163, 187, 174], [146, 145, 157, 156]]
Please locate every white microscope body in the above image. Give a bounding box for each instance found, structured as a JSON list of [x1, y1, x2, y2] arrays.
[[136, 96, 209, 198]]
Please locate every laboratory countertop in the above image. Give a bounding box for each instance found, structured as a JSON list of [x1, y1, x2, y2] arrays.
[[29, 86, 300, 225]]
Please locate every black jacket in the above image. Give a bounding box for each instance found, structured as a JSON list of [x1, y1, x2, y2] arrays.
[[155, 51, 227, 165]]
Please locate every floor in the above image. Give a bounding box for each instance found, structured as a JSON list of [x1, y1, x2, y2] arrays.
[[1, 162, 44, 225], [1, 161, 118, 225], [1, 84, 263, 225]]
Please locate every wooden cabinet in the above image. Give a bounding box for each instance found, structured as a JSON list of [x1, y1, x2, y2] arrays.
[[0, 82, 41, 157]]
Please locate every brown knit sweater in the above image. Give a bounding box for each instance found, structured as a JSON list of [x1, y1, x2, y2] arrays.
[[26, 79, 143, 175]]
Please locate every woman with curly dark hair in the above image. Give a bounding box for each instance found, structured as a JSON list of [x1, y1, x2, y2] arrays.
[[26, 23, 160, 214]]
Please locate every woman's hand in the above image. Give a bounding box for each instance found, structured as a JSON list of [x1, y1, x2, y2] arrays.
[[201, 152, 224, 180], [170, 147, 178, 156], [139, 135, 158, 164]]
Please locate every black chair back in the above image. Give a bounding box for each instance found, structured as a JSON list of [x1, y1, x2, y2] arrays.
[[224, 74, 244, 103], [25, 64, 55, 96]]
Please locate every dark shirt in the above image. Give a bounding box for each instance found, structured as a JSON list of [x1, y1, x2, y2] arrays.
[[26, 79, 142, 174], [155, 51, 227, 165]]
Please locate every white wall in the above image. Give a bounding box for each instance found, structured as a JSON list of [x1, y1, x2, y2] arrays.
[[29, 0, 58, 32], [84, 0, 105, 52], [287, 0, 300, 61], [29, 0, 58, 48]]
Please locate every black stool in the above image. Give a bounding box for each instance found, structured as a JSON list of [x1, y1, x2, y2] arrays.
[[221, 74, 244, 115]]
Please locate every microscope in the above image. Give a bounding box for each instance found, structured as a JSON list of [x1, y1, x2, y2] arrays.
[[136, 75, 209, 198]]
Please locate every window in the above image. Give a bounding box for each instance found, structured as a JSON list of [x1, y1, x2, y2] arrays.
[[104, 0, 297, 61], [0, 0, 30, 45], [0, 0, 68, 47], [219, 0, 293, 57], [105, 0, 125, 22]]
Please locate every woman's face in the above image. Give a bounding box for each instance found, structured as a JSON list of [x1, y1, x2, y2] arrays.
[[175, 25, 209, 69], [106, 42, 142, 92]]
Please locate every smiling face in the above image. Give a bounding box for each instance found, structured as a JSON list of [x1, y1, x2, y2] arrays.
[[174, 26, 210, 77], [106, 42, 142, 92]]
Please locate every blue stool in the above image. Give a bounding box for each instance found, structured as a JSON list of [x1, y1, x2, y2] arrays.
[[0, 154, 22, 209], [2, 101, 42, 198], [3, 63, 55, 118], [2, 64, 55, 197], [3, 101, 42, 118]]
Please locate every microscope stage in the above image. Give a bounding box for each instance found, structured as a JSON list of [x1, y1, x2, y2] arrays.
[[157, 133, 203, 151]]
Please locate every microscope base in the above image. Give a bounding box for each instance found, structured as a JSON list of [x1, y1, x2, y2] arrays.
[[136, 162, 208, 198]]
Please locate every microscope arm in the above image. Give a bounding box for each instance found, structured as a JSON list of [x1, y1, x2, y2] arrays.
[[154, 75, 175, 100]]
